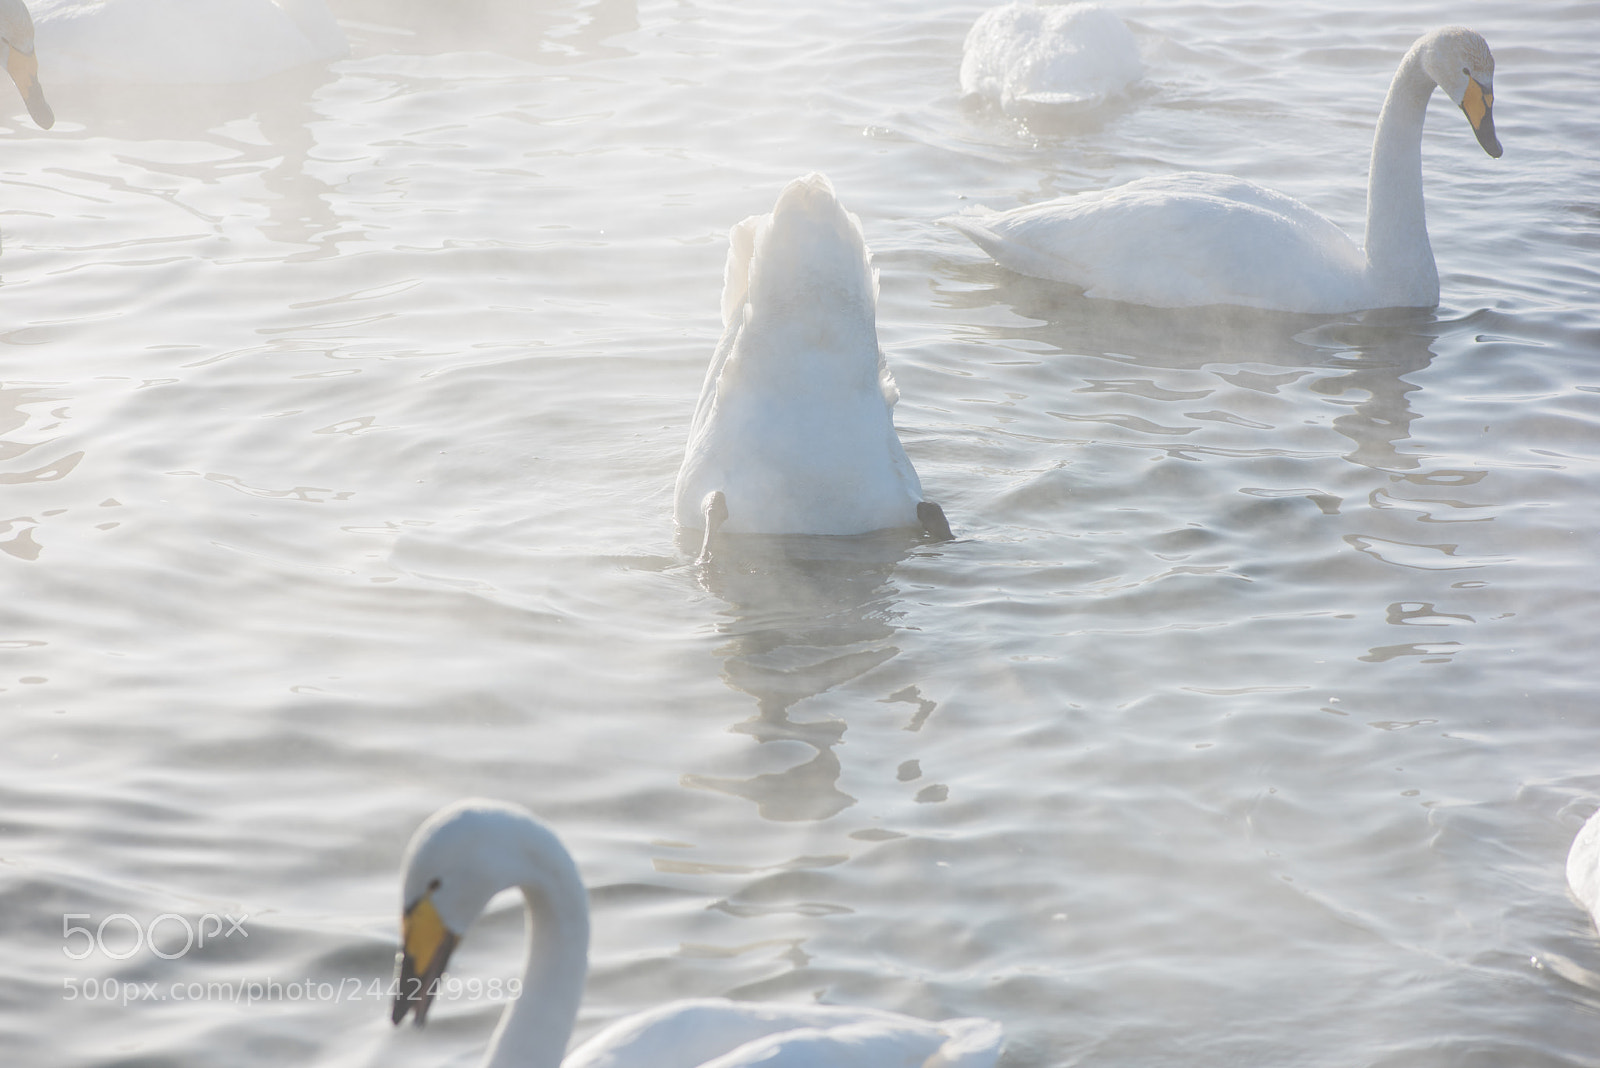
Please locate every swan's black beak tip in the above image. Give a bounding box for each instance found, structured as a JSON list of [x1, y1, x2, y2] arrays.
[[1475, 117, 1503, 158]]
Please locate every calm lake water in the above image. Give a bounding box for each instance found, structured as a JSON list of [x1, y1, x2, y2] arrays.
[[3, 0, 1599, 1065]]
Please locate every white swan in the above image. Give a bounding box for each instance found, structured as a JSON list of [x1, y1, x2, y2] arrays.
[[945, 26, 1503, 313], [960, 2, 1142, 114], [1, 0, 52, 127], [674, 173, 951, 558], [29, 0, 345, 85], [392, 799, 1004, 1068], [1568, 807, 1600, 930]]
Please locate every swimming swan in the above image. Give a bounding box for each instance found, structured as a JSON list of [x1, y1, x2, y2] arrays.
[[29, 0, 345, 85], [945, 26, 1503, 313], [1, 0, 53, 127], [674, 173, 952, 559], [1568, 807, 1600, 930], [391, 799, 1004, 1068], [960, 2, 1142, 114]]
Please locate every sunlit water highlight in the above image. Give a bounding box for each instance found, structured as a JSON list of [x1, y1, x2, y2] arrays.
[[3, 1, 1599, 1065]]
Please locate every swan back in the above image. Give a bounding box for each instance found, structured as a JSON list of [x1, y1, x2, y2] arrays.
[[674, 173, 927, 536], [960, 2, 1142, 113], [31, 0, 346, 85], [566, 998, 1002, 1068], [947, 172, 1369, 311]]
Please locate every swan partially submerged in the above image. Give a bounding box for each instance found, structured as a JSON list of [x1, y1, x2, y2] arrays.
[[960, 2, 1142, 114], [675, 174, 951, 560], [392, 799, 1004, 1068], [29, 0, 345, 85], [946, 26, 1503, 312], [1, 0, 53, 127]]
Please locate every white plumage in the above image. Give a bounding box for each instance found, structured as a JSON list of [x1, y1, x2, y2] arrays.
[[1568, 807, 1600, 931], [675, 174, 947, 548], [960, 2, 1142, 114], [29, 0, 344, 85], [946, 27, 1503, 313]]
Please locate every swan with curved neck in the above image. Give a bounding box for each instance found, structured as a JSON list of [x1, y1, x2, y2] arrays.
[[945, 27, 1503, 313], [674, 173, 952, 559], [1, 0, 53, 127], [392, 799, 1003, 1068]]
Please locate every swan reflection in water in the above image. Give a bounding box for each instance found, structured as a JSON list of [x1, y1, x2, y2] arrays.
[[681, 528, 940, 823]]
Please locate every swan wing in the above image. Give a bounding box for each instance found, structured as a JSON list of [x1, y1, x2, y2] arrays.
[[946, 172, 1370, 312], [565, 1000, 1000, 1068]]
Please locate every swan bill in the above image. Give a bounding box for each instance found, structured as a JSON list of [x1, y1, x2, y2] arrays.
[[4, 47, 52, 130], [1461, 79, 1500, 158], [392, 892, 461, 1026]]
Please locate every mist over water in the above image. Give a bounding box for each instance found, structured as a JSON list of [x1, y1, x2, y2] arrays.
[[3, 0, 1599, 1065]]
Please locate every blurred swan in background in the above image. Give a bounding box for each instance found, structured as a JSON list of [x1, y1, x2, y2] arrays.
[[392, 799, 1004, 1068], [29, 0, 345, 84], [946, 26, 1503, 313], [675, 173, 952, 559], [1569, 807, 1600, 930], [960, 2, 1142, 114], [1, 0, 53, 126]]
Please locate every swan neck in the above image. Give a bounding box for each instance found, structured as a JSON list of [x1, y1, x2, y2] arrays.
[[482, 868, 590, 1068], [1363, 41, 1439, 304]]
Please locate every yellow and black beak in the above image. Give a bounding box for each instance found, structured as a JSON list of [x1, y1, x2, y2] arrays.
[[1461, 78, 1500, 158], [391, 891, 460, 1026], [5, 46, 53, 130]]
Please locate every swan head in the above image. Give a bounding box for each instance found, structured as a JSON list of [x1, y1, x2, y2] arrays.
[[392, 799, 580, 1027], [1, 0, 53, 129], [1419, 27, 1500, 158]]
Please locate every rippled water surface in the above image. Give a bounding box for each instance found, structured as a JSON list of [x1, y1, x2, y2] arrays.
[[4, 0, 1599, 1065]]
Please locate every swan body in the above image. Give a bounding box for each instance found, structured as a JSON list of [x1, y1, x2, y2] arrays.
[[29, 0, 345, 85], [960, 2, 1142, 113], [1568, 807, 1600, 929], [392, 799, 1003, 1068], [1, 0, 53, 126], [946, 26, 1503, 313], [674, 173, 950, 549]]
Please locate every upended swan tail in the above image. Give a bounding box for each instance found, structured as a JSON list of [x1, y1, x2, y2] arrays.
[[728, 172, 880, 336]]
